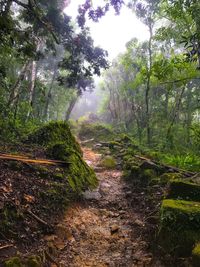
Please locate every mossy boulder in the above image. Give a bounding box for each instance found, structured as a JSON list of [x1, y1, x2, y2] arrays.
[[78, 123, 115, 142], [27, 121, 82, 154], [46, 142, 97, 191], [100, 156, 116, 169], [192, 243, 200, 267], [159, 172, 182, 185], [167, 180, 200, 201], [67, 153, 97, 191], [159, 199, 200, 255]]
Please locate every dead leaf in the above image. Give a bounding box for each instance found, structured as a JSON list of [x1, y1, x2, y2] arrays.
[[24, 194, 35, 203]]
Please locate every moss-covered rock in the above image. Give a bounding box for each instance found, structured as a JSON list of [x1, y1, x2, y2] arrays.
[[78, 123, 115, 142], [67, 153, 97, 191], [192, 243, 200, 267], [100, 156, 116, 169], [27, 121, 82, 154], [167, 180, 200, 201], [46, 142, 97, 192], [159, 172, 182, 185], [159, 199, 200, 255]]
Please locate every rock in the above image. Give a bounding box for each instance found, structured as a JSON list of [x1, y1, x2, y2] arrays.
[[159, 199, 200, 256], [83, 190, 102, 200], [167, 180, 200, 202], [99, 156, 117, 169]]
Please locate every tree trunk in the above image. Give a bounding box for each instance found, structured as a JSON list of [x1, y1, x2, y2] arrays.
[[166, 86, 185, 146], [65, 95, 79, 121], [26, 60, 37, 119], [7, 60, 30, 107], [43, 68, 57, 121], [145, 22, 153, 145]]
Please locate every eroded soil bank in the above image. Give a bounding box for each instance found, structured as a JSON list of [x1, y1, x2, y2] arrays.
[[55, 146, 164, 267]]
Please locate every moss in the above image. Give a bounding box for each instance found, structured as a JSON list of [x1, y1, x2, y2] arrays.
[[159, 199, 200, 255], [192, 243, 200, 267], [149, 177, 161, 185], [26, 121, 82, 154], [26, 256, 41, 267], [100, 156, 116, 169], [140, 169, 157, 186], [167, 180, 200, 201], [53, 173, 64, 180], [159, 173, 182, 185], [46, 143, 72, 161], [0, 204, 23, 238], [78, 123, 115, 142], [40, 182, 70, 212], [67, 153, 97, 191], [4, 257, 23, 267], [109, 141, 122, 150]]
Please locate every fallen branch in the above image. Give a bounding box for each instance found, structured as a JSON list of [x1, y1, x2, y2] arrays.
[[27, 209, 49, 227], [81, 138, 95, 144], [134, 155, 195, 177], [0, 244, 14, 251], [0, 153, 69, 166]]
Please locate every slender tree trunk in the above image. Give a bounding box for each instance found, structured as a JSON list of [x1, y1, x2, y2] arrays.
[[7, 60, 30, 107], [185, 87, 192, 144], [26, 61, 37, 119], [166, 86, 185, 145], [65, 94, 79, 121], [145, 22, 153, 145], [44, 68, 57, 121]]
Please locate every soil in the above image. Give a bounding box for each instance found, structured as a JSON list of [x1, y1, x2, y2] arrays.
[[55, 146, 165, 267]]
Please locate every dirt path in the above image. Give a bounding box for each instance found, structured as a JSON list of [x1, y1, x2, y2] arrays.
[[56, 146, 162, 267]]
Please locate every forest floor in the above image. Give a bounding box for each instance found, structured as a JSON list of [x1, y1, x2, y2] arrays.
[[55, 146, 164, 267]]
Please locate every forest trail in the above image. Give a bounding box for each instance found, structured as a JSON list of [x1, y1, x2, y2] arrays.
[[55, 146, 162, 267]]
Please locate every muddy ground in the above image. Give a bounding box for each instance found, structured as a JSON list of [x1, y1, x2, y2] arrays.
[[54, 146, 165, 267]]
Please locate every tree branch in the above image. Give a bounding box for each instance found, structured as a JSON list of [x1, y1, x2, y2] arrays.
[[160, 77, 200, 85], [12, 0, 60, 44]]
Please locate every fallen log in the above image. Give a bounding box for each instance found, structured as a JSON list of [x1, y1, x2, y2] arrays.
[[134, 154, 196, 177]]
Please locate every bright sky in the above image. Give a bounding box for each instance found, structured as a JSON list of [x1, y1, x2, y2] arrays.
[[64, 1, 148, 60]]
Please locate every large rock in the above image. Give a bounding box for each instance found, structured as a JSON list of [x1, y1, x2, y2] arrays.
[[167, 180, 200, 201], [159, 199, 200, 256]]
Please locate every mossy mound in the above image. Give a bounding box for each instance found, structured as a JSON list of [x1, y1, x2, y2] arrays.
[[47, 142, 97, 192], [100, 156, 117, 169], [27, 121, 82, 154], [192, 243, 200, 267], [78, 123, 115, 142], [159, 199, 200, 255], [167, 180, 200, 201]]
